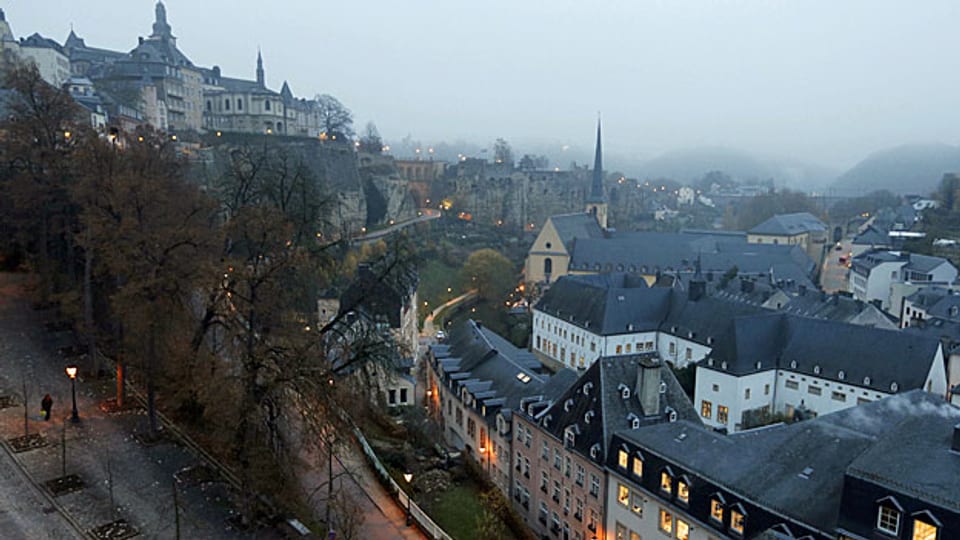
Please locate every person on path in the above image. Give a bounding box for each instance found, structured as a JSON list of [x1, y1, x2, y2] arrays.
[[41, 394, 52, 421]]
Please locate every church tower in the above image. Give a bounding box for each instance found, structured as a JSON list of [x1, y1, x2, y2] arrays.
[[256, 49, 265, 87], [150, 1, 175, 44], [585, 117, 608, 229]]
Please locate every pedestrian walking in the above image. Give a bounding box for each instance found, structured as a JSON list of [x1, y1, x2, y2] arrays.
[[41, 393, 53, 421]]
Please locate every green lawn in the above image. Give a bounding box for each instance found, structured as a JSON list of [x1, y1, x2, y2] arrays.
[[419, 483, 521, 540], [418, 259, 463, 321]]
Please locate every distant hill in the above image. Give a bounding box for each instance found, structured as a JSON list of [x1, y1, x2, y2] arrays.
[[832, 144, 960, 196], [627, 146, 836, 189]]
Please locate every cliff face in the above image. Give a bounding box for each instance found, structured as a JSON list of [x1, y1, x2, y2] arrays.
[[188, 136, 417, 233]]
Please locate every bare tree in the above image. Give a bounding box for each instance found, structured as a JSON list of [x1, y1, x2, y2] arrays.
[[314, 94, 354, 140]]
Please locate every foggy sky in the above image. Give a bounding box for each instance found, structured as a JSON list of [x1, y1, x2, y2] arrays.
[[8, 0, 960, 170]]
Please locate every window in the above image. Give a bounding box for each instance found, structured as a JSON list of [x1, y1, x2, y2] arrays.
[[764, 383, 770, 395], [669, 342, 676, 355], [524, 458, 530, 477], [575, 497, 583, 520], [565, 455, 571, 477], [731, 508, 745, 535], [877, 505, 900, 535], [632, 456, 643, 478], [808, 385, 822, 396], [660, 471, 672, 494], [237, 98, 243, 110], [265, 100, 271, 110], [544, 258, 553, 275], [677, 519, 690, 540], [711, 499, 724, 523], [224, 98, 230, 110], [659, 508, 674, 534], [539, 502, 548, 524], [617, 484, 629, 507], [685, 348, 692, 360], [626, 344, 632, 353], [388, 389, 396, 405], [832, 391, 847, 402], [576, 464, 584, 486], [744, 388, 751, 399], [589, 474, 600, 497], [400, 388, 407, 404], [554, 449, 562, 470], [712, 384, 719, 392], [677, 478, 690, 504], [616, 345, 623, 354], [786, 380, 799, 389], [540, 471, 548, 492], [616, 522, 627, 540], [718, 406, 729, 424], [618, 449, 628, 469], [542, 442, 549, 460], [701, 400, 713, 418], [912, 518, 937, 540], [630, 491, 643, 517]]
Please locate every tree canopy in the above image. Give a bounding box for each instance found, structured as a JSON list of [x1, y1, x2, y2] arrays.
[[461, 248, 516, 301]]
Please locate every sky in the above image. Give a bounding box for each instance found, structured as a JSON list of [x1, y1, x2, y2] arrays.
[[6, 0, 960, 170]]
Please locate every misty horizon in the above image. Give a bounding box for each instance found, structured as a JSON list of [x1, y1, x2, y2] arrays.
[[8, 0, 960, 174]]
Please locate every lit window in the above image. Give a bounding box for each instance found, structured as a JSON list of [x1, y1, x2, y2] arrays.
[[701, 400, 712, 418], [618, 484, 629, 507], [877, 505, 900, 534], [677, 479, 690, 504], [660, 471, 672, 494], [711, 499, 724, 523], [912, 518, 937, 540], [659, 509, 673, 534], [615, 522, 627, 540], [718, 406, 729, 424], [616, 345, 623, 354], [677, 519, 690, 540], [618, 449, 628, 469], [632, 456, 643, 478], [730, 508, 745, 535]]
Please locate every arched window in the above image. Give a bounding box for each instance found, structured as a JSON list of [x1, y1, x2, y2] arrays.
[[544, 258, 553, 275], [224, 99, 230, 111], [265, 100, 271, 111], [276, 121, 283, 133], [237, 98, 243, 111]]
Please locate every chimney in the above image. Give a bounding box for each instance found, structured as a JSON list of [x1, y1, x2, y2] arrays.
[[635, 357, 661, 416], [953, 423, 960, 453], [138, 36, 144, 45]]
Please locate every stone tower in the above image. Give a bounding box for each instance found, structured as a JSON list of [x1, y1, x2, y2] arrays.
[[151, 1, 174, 43], [585, 117, 608, 229]]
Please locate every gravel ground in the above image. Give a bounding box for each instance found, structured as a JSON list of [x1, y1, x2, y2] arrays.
[[0, 273, 282, 539]]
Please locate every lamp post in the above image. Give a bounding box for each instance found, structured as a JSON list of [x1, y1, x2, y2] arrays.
[[403, 472, 413, 526], [65, 365, 79, 423]]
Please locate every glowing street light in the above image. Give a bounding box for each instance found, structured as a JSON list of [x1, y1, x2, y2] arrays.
[[65, 365, 79, 423]]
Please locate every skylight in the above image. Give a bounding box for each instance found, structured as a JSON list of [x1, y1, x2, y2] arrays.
[[516, 372, 532, 384]]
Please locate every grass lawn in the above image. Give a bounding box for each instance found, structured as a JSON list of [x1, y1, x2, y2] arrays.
[[418, 259, 463, 321], [419, 483, 521, 540]]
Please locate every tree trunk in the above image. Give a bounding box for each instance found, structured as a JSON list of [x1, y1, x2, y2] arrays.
[[83, 235, 99, 376]]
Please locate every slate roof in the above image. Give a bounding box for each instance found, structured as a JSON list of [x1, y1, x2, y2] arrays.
[[852, 249, 953, 277], [615, 391, 959, 531], [705, 313, 941, 393], [852, 225, 890, 246], [432, 320, 577, 426], [531, 354, 700, 463], [535, 273, 672, 335], [127, 36, 193, 68], [20, 33, 64, 53], [549, 213, 605, 250], [748, 212, 826, 236], [567, 231, 816, 287], [776, 291, 897, 329]]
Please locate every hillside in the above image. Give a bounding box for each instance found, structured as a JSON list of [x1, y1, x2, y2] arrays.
[[833, 144, 960, 196]]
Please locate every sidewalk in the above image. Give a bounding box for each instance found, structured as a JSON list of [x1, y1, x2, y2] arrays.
[[0, 273, 280, 539]]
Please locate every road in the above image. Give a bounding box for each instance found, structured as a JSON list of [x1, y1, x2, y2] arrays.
[[356, 209, 440, 244], [821, 239, 852, 293]]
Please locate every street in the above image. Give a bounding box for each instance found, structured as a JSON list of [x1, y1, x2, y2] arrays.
[[821, 239, 852, 293]]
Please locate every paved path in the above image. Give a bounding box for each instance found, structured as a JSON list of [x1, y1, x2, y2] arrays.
[[356, 209, 441, 244], [0, 273, 279, 539], [821, 239, 852, 293]]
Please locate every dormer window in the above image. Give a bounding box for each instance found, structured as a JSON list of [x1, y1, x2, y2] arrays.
[[864, 376, 872, 386], [582, 382, 593, 396], [589, 443, 600, 460], [584, 410, 595, 424], [891, 382, 899, 392], [911, 511, 940, 540], [813, 365, 821, 375], [632, 454, 643, 478], [564, 398, 573, 412], [790, 360, 798, 369], [618, 383, 630, 399], [627, 413, 640, 429], [564, 426, 576, 448], [677, 476, 690, 504], [660, 468, 673, 495], [838, 370, 846, 381], [730, 504, 746, 536], [617, 448, 628, 469], [876, 496, 902, 535], [710, 494, 725, 523]]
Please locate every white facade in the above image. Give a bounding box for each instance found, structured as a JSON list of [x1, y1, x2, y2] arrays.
[[693, 345, 946, 432], [851, 252, 959, 314], [532, 309, 710, 371], [19, 44, 70, 87]]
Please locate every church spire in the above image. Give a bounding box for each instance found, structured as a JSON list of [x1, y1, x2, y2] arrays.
[[256, 48, 265, 87], [151, 1, 173, 41], [584, 115, 609, 229], [588, 115, 604, 204]]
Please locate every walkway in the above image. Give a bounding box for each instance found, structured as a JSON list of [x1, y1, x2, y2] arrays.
[[422, 290, 478, 339], [356, 209, 441, 244]]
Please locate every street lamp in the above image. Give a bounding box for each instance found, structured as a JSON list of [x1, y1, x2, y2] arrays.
[[403, 472, 414, 526], [65, 365, 79, 423]]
